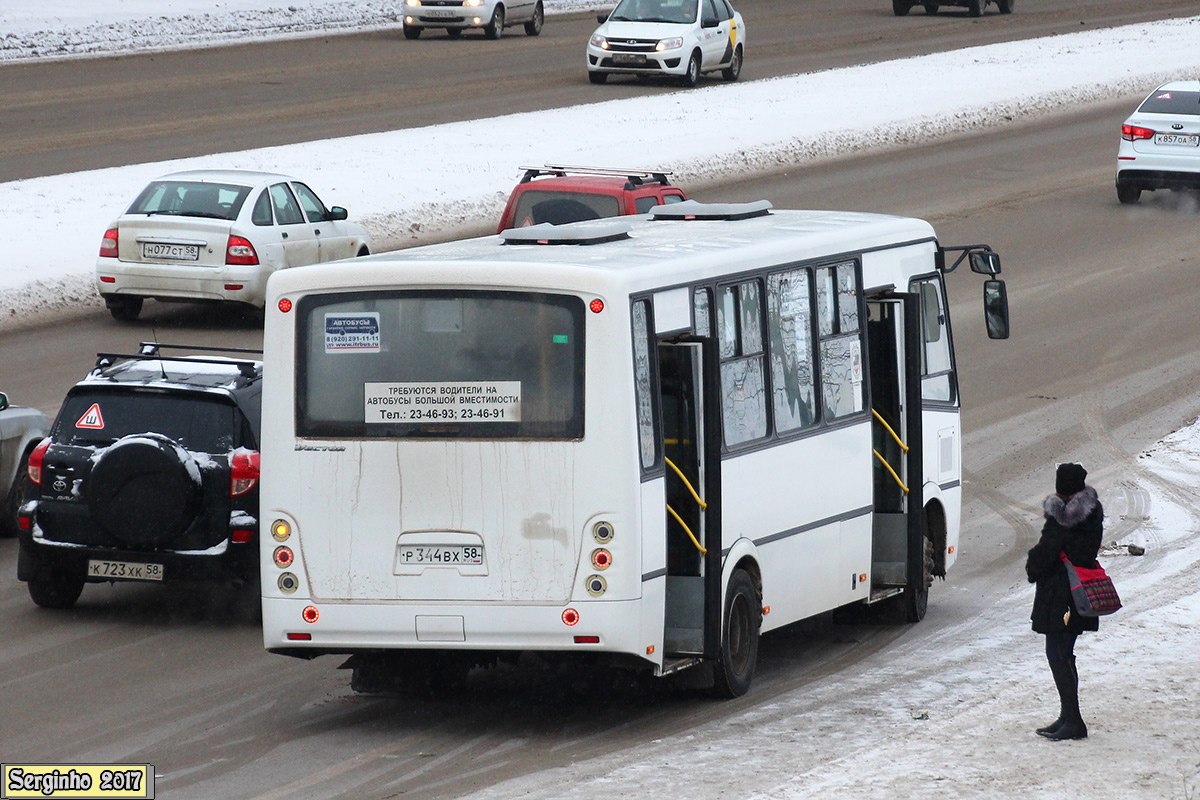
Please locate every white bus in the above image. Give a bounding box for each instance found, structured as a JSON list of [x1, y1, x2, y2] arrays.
[[259, 201, 1008, 697]]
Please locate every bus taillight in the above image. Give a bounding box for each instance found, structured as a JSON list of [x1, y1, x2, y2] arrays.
[[591, 549, 612, 570], [562, 608, 580, 626], [302, 606, 319, 623]]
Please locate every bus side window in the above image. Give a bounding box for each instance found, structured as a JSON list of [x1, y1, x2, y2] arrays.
[[767, 269, 816, 432], [816, 262, 864, 419], [693, 287, 712, 337], [716, 281, 768, 446], [914, 279, 956, 403], [632, 300, 658, 469]]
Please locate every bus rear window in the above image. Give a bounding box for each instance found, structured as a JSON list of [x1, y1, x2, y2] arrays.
[[296, 291, 585, 439]]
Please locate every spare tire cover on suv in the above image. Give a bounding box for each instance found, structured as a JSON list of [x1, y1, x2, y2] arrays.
[[86, 433, 203, 547]]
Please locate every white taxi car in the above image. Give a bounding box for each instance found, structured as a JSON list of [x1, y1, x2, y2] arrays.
[[96, 170, 370, 321], [402, 0, 543, 39], [587, 0, 745, 87], [1116, 81, 1200, 204]]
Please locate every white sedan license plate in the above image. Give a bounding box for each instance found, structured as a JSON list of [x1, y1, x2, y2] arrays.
[[88, 559, 164, 581], [613, 53, 646, 65], [426, 9, 454, 17], [397, 545, 483, 566], [1154, 133, 1199, 147], [142, 242, 200, 260]]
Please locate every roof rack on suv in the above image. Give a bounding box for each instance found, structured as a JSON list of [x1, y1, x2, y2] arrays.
[[518, 164, 673, 191], [94, 342, 264, 381]]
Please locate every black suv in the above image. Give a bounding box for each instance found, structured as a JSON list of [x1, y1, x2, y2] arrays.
[[16, 343, 262, 609]]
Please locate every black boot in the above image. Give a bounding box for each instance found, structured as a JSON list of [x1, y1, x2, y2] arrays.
[[1041, 656, 1087, 740]]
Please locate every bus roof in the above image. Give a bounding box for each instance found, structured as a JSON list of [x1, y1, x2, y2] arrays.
[[270, 208, 938, 298]]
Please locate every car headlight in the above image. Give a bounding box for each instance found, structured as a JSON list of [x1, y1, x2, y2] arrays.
[[405, 0, 421, 6], [655, 37, 684, 51], [463, 0, 484, 5], [590, 33, 610, 49]]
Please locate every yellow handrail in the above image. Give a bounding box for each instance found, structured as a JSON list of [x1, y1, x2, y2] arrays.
[[664, 456, 707, 510], [667, 504, 707, 555], [872, 409, 909, 453], [873, 449, 909, 494]]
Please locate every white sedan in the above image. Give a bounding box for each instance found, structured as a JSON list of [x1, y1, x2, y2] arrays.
[[402, 0, 543, 39], [95, 170, 370, 321], [587, 0, 745, 87], [1116, 80, 1200, 204]]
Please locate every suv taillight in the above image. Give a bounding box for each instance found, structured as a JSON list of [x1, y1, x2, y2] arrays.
[[27, 438, 51, 486], [230, 449, 260, 496], [99, 228, 119, 258], [1121, 124, 1155, 141], [226, 236, 259, 266]]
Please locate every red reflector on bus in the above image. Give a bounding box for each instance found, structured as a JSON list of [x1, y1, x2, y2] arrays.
[[287, 633, 312, 641], [224, 284, 244, 291], [99, 276, 116, 283], [231, 529, 253, 544], [574, 635, 600, 644]]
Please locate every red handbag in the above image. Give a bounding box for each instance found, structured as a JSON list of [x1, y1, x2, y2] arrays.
[[1061, 552, 1122, 616]]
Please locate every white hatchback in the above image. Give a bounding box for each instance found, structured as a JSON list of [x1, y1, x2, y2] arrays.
[[587, 0, 745, 87], [402, 0, 544, 39], [1116, 80, 1200, 204], [95, 170, 370, 321]]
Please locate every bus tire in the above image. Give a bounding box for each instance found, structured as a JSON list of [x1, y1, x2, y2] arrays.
[[904, 537, 935, 623], [711, 568, 761, 698]]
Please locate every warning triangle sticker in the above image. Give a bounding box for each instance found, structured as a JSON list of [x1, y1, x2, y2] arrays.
[[76, 403, 105, 429]]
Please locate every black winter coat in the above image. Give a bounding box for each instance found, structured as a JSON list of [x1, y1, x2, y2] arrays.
[[1025, 486, 1104, 635]]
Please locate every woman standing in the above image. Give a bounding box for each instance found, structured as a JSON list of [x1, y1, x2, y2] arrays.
[[1025, 462, 1103, 741]]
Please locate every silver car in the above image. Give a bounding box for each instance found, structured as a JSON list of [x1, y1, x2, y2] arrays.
[[95, 169, 371, 321], [1, 391, 51, 536], [1116, 80, 1200, 204], [402, 0, 544, 39]]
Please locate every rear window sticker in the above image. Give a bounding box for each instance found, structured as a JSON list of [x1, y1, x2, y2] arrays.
[[76, 403, 105, 429], [325, 312, 380, 353]]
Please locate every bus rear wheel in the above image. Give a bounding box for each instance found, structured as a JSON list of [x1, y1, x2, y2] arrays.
[[711, 568, 760, 698]]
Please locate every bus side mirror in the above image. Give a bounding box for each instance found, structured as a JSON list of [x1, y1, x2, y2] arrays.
[[970, 251, 1001, 275], [984, 279, 1010, 340]]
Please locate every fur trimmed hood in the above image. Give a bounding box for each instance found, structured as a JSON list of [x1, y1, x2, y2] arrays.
[[1044, 486, 1100, 528]]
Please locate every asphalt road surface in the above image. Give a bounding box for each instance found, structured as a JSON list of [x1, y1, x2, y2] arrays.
[[4, 4, 1200, 798], [0, 0, 1197, 181]]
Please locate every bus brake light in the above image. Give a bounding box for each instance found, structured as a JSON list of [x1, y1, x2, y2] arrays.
[[562, 608, 580, 626]]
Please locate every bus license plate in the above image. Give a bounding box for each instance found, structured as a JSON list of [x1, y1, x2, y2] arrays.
[[1154, 133, 1199, 147], [142, 242, 200, 260], [397, 545, 484, 566], [88, 559, 165, 581]]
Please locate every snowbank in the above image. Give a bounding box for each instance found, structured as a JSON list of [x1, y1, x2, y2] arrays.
[[4, 15, 1199, 331]]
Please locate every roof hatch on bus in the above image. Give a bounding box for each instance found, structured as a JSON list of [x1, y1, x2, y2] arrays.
[[500, 220, 632, 245], [648, 199, 773, 221]]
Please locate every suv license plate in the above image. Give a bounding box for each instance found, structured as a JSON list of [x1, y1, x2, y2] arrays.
[[397, 545, 484, 565], [88, 559, 165, 581], [142, 242, 200, 260], [1154, 133, 1199, 147]]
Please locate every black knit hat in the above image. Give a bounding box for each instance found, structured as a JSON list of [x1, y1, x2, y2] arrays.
[[1056, 463, 1087, 496]]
